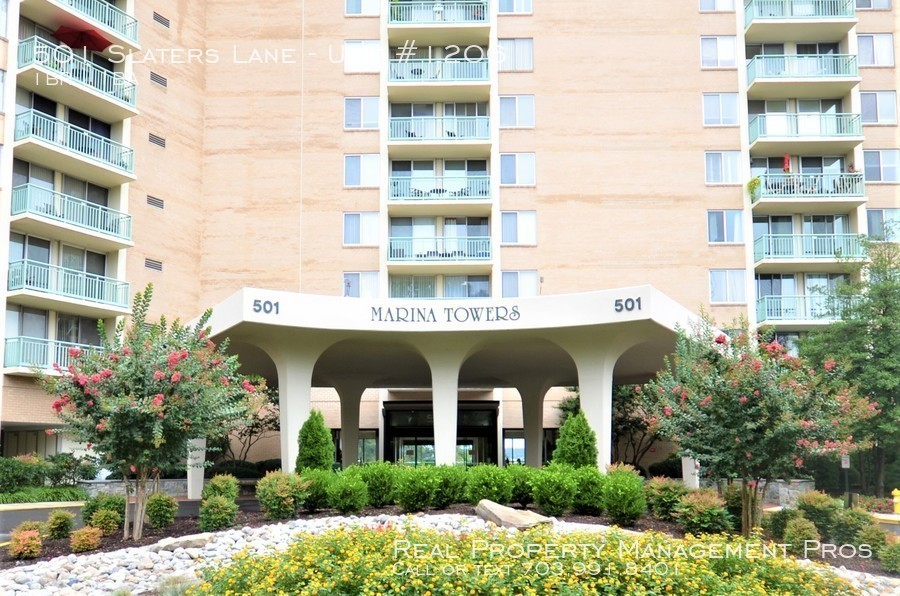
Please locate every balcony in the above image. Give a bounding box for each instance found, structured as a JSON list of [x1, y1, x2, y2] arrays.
[[387, 1, 489, 46], [20, 0, 140, 53], [753, 234, 865, 271], [752, 172, 865, 214], [748, 113, 863, 155], [14, 110, 135, 186], [7, 259, 130, 317], [744, 0, 856, 43], [388, 236, 491, 262], [388, 116, 490, 158], [388, 58, 490, 101], [388, 175, 491, 215], [3, 336, 98, 374], [18, 37, 138, 122], [756, 294, 852, 327], [11, 184, 133, 251], [746, 54, 859, 100]]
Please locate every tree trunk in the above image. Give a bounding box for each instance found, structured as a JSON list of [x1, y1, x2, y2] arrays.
[[121, 465, 131, 541], [132, 472, 148, 540], [874, 444, 885, 499], [740, 479, 763, 537]]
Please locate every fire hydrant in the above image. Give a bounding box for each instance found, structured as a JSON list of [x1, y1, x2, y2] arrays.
[[893, 488, 900, 514]]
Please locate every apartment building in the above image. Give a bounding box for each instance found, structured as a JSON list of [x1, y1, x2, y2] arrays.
[[0, 0, 895, 470]]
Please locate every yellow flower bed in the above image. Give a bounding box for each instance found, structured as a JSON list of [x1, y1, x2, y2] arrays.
[[189, 524, 857, 595]]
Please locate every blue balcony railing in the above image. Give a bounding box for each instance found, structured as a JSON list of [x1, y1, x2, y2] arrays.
[[755, 172, 864, 199], [389, 1, 488, 24], [745, 0, 855, 26], [388, 236, 491, 261], [390, 175, 490, 199], [61, 0, 139, 43], [3, 336, 98, 369], [7, 259, 130, 308], [748, 113, 861, 143], [389, 58, 489, 82], [747, 54, 858, 84], [753, 233, 865, 261], [12, 184, 132, 241], [389, 116, 490, 141], [756, 294, 853, 322]]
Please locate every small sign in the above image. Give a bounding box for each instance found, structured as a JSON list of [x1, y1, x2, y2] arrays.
[[841, 454, 850, 469]]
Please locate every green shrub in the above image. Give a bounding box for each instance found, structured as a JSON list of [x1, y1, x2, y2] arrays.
[[9, 529, 42, 559], [466, 465, 513, 504], [349, 462, 396, 508], [507, 465, 538, 508], [295, 410, 334, 472], [783, 517, 820, 556], [70, 526, 102, 553], [202, 474, 239, 502], [430, 466, 468, 509], [199, 495, 238, 531], [0, 456, 43, 492], [763, 507, 803, 541], [721, 484, 743, 522], [531, 464, 577, 517], [795, 490, 843, 542], [829, 508, 874, 546], [82, 492, 126, 524], [857, 524, 889, 556], [601, 464, 646, 527], [90, 508, 122, 536], [13, 520, 46, 536], [255, 459, 283, 475], [879, 540, 900, 572], [0, 486, 88, 504], [551, 412, 597, 468], [299, 469, 334, 513], [327, 474, 369, 514], [644, 477, 689, 521], [146, 493, 179, 529], [47, 509, 75, 539], [673, 489, 734, 535], [256, 471, 308, 520], [394, 466, 436, 513], [571, 466, 605, 516], [204, 460, 262, 479], [45, 453, 97, 487], [647, 455, 683, 479]]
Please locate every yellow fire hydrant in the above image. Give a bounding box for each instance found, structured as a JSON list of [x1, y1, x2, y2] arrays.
[[894, 488, 900, 514]]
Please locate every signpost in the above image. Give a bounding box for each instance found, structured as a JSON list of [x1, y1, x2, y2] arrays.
[[841, 454, 850, 507]]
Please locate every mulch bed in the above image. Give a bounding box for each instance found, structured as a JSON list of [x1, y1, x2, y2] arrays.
[[0, 502, 896, 579]]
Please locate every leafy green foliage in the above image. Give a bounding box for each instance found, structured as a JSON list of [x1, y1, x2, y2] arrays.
[[45, 452, 97, 487], [46, 509, 75, 539], [347, 462, 395, 508], [327, 474, 369, 514], [70, 526, 102, 552], [858, 524, 889, 557], [647, 455, 683, 479], [643, 477, 689, 521], [673, 489, 734, 535], [0, 486, 88, 504], [90, 508, 122, 536], [881, 541, 900, 572], [13, 521, 46, 536], [199, 495, 238, 531], [531, 463, 577, 517], [829, 508, 875, 547], [795, 490, 843, 542], [571, 466, 605, 516], [762, 507, 803, 541], [430, 466, 468, 509], [9, 529, 42, 559], [146, 493, 178, 529], [783, 517, 820, 556], [294, 410, 334, 472], [551, 412, 597, 468], [507, 464, 538, 507], [600, 464, 646, 527], [466, 465, 513, 504], [202, 474, 239, 502], [81, 492, 126, 524], [393, 466, 436, 512], [299, 469, 334, 513], [0, 456, 48, 492], [256, 471, 308, 520]]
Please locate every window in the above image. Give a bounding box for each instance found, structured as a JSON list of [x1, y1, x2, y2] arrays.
[[705, 151, 741, 183], [501, 211, 537, 244], [702, 93, 738, 126], [57, 315, 101, 346], [498, 39, 534, 72], [0, 71, 5, 112], [708, 210, 743, 243], [499, 0, 533, 13], [389, 275, 436, 298], [345, 0, 379, 15], [343, 272, 379, 297], [700, 0, 735, 10], [499, 95, 535, 127], [868, 209, 900, 240], [358, 431, 378, 463], [701, 36, 736, 68], [344, 97, 379, 129], [857, 0, 891, 8], [710, 270, 746, 303], [344, 40, 381, 73], [343, 212, 379, 245], [5, 306, 48, 340], [858, 34, 894, 66], [344, 154, 380, 186], [444, 275, 490, 298], [502, 271, 539, 297], [863, 150, 900, 182], [500, 153, 536, 185], [861, 92, 897, 124]]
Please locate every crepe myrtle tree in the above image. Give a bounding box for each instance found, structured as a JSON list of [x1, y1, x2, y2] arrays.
[[40, 285, 261, 540], [643, 317, 877, 537]]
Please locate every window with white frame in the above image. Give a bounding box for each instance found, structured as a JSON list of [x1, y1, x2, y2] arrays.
[[502, 271, 539, 297], [857, 0, 891, 8], [343, 212, 379, 245], [702, 93, 738, 126], [867, 209, 900, 240], [344, 97, 379, 129], [700, 0, 735, 10], [707, 210, 743, 243], [501, 211, 537, 244], [700, 36, 736, 68], [705, 151, 741, 183], [344, 154, 380, 186], [345, 0, 379, 15], [499, 0, 533, 13], [343, 272, 379, 297], [498, 39, 534, 72], [499, 95, 535, 128], [861, 92, 897, 124], [709, 270, 746, 303], [500, 153, 536, 185], [344, 40, 381, 73], [863, 149, 900, 182], [858, 34, 894, 66]]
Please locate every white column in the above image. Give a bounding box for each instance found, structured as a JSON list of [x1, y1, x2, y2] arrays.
[[516, 378, 551, 468], [431, 366, 460, 466], [681, 457, 701, 489], [567, 346, 619, 470], [187, 438, 206, 500], [334, 380, 367, 469], [272, 349, 318, 473]]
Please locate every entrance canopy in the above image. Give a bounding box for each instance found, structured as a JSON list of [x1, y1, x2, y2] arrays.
[[203, 285, 699, 468]]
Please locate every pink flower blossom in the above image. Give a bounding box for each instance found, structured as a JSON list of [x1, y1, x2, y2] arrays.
[[746, 452, 752, 459], [241, 380, 254, 392], [171, 372, 182, 383], [739, 397, 748, 404], [130, 465, 136, 473], [663, 406, 673, 417], [152, 394, 164, 407], [122, 348, 132, 355], [714, 334, 728, 344], [45, 429, 54, 436], [633, 385, 641, 393], [90, 373, 102, 384], [68, 347, 82, 358], [824, 359, 836, 372], [153, 370, 165, 381], [76, 374, 89, 386], [109, 353, 120, 361], [158, 412, 165, 418], [87, 401, 94, 406], [747, 480, 757, 488], [220, 376, 230, 387], [699, 396, 712, 407]]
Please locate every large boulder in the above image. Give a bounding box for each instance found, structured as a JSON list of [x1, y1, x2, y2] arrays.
[[148, 532, 216, 552], [475, 499, 551, 530]]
